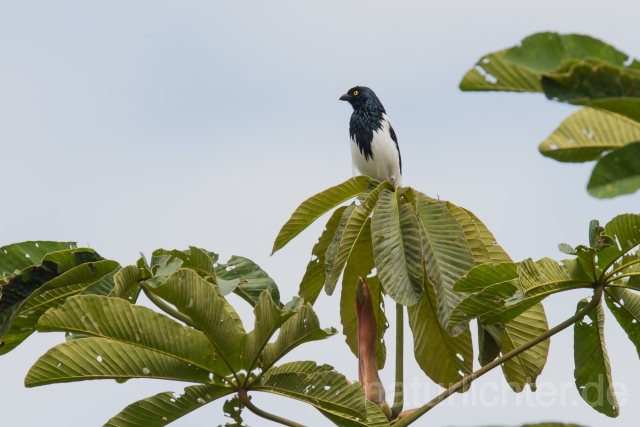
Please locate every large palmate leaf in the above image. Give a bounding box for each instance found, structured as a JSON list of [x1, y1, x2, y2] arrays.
[[254, 361, 367, 419], [408, 275, 473, 387], [459, 49, 541, 93], [605, 287, 640, 358], [25, 337, 212, 387], [371, 189, 423, 306], [540, 108, 640, 163], [299, 206, 347, 305], [0, 241, 76, 279], [144, 269, 246, 373], [587, 142, 640, 198], [501, 303, 549, 392], [542, 58, 640, 122], [326, 181, 392, 295], [415, 194, 475, 334], [460, 32, 639, 93], [450, 258, 591, 327], [36, 295, 232, 376], [104, 384, 233, 427], [272, 176, 372, 254], [574, 299, 618, 417], [340, 218, 387, 369]]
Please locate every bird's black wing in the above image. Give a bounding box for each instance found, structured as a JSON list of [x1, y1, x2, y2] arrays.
[[389, 124, 402, 174]]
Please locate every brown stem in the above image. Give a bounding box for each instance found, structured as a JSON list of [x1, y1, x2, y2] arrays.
[[393, 284, 605, 427], [237, 389, 306, 427], [357, 277, 386, 407]]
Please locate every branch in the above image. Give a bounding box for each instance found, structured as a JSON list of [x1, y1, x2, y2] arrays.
[[238, 389, 306, 427], [393, 284, 605, 427], [391, 302, 404, 417]]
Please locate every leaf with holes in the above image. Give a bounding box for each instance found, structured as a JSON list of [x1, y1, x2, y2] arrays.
[[272, 176, 372, 254], [540, 108, 640, 163], [254, 361, 367, 419], [104, 384, 233, 427], [0, 241, 76, 280], [36, 294, 233, 377], [574, 299, 618, 417]]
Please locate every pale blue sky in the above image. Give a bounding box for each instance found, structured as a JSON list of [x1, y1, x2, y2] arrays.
[[1, 1, 639, 426]]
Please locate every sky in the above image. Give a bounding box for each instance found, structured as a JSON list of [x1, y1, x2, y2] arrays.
[[1, 1, 640, 426]]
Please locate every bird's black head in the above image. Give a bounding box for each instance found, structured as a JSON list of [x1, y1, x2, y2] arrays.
[[339, 86, 385, 112]]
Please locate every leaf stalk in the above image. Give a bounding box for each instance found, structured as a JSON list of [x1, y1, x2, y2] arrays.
[[238, 388, 306, 427]]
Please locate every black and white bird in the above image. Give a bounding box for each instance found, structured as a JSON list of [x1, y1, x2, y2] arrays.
[[339, 86, 402, 187]]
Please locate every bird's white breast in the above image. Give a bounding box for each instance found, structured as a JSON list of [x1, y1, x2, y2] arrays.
[[350, 114, 402, 186]]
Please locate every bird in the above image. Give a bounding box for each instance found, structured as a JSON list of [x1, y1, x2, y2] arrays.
[[339, 86, 402, 187]]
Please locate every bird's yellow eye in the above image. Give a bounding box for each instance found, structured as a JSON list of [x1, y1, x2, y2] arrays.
[[353, 90, 359, 96]]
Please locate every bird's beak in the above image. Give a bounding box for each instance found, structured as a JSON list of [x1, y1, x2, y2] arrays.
[[339, 93, 351, 101]]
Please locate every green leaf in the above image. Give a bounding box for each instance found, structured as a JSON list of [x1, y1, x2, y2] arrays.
[[501, 303, 550, 392], [605, 287, 640, 358], [450, 258, 590, 327], [573, 299, 618, 417], [597, 214, 640, 271], [459, 49, 541, 93], [255, 361, 367, 419], [36, 294, 232, 376], [324, 206, 356, 288], [144, 269, 246, 373], [0, 256, 119, 355], [260, 304, 337, 372], [541, 58, 640, 122], [216, 256, 280, 306], [219, 395, 248, 427], [25, 337, 212, 387], [152, 247, 218, 283], [505, 33, 640, 74], [327, 181, 393, 296], [460, 32, 639, 93], [539, 108, 640, 163], [340, 218, 387, 369], [103, 384, 233, 427], [477, 320, 504, 366], [371, 189, 423, 306], [587, 142, 640, 198], [110, 264, 144, 301], [0, 241, 76, 279], [453, 262, 518, 293], [415, 193, 475, 332], [272, 176, 372, 254], [408, 276, 473, 387], [318, 400, 390, 427], [299, 206, 347, 305], [244, 291, 302, 371]]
